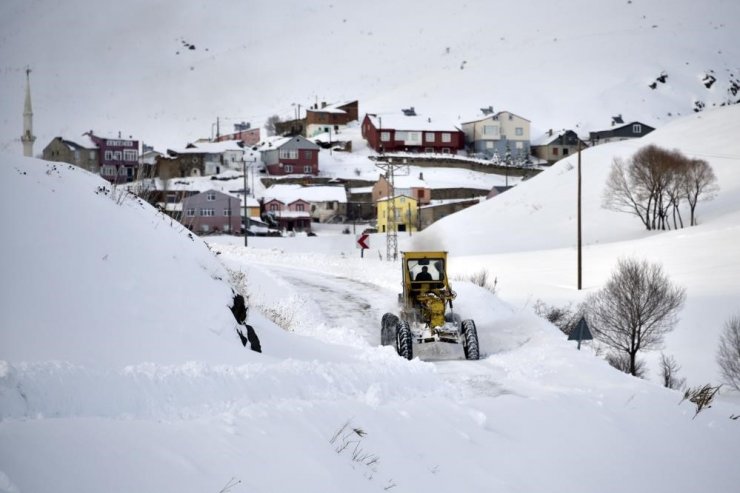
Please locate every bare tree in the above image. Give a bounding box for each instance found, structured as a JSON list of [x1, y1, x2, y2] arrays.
[[659, 353, 686, 390], [683, 158, 718, 226], [603, 158, 651, 230], [603, 145, 717, 230], [586, 258, 686, 376], [606, 352, 647, 378], [717, 314, 740, 391], [265, 114, 281, 137]]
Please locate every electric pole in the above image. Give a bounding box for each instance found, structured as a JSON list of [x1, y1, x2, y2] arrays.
[[577, 139, 582, 290], [375, 158, 409, 261]]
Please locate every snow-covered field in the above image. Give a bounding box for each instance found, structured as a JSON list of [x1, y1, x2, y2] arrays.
[[2, 105, 740, 492]]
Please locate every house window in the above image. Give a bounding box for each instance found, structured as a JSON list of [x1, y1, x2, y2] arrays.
[[223, 208, 230, 216], [483, 125, 498, 136], [186, 208, 195, 217], [553, 148, 559, 156], [441, 133, 451, 143], [381, 131, 390, 142], [295, 203, 304, 211], [279, 149, 298, 159], [123, 149, 137, 161], [200, 224, 210, 232], [424, 147, 434, 153], [395, 131, 407, 141], [200, 208, 215, 216], [90, 151, 96, 159], [269, 203, 279, 211], [515, 127, 524, 136], [442, 148, 450, 154], [516, 142, 523, 149], [633, 124, 642, 134], [207, 192, 216, 201], [563, 148, 570, 156], [105, 150, 113, 160], [284, 164, 294, 173], [303, 165, 312, 173], [425, 132, 435, 142], [113, 151, 122, 161], [407, 132, 421, 144], [304, 150, 312, 159]]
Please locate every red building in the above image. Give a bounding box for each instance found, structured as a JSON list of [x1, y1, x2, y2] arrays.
[[257, 135, 320, 176], [361, 112, 465, 155], [84, 131, 139, 183]]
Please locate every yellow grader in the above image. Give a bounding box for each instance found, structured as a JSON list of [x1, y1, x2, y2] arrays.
[[381, 251, 479, 360]]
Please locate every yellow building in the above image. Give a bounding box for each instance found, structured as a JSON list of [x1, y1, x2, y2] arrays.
[[377, 195, 419, 233]]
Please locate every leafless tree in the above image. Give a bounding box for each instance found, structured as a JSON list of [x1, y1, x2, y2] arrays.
[[586, 257, 686, 376], [717, 314, 740, 391], [683, 158, 718, 226], [533, 299, 585, 336], [265, 114, 281, 136], [603, 145, 717, 230], [606, 352, 647, 378], [659, 353, 686, 390]]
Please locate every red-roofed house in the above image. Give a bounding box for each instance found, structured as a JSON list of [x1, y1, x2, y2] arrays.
[[361, 111, 465, 154]]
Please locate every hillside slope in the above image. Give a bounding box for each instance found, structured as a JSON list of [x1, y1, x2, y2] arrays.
[[1, 151, 740, 492], [1, 0, 739, 151]]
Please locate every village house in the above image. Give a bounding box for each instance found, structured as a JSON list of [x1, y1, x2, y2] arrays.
[[589, 118, 655, 145], [305, 100, 359, 138], [372, 174, 431, 207], [376, 195, 419, 233], [460, 108, 531, 161], [262, 184, 347, 223], [42, 131, 139, 183], [256, 135, 320, 176], [181, 189, 241, 235], [214, 121, 261, 146], [262, 197, 312, 233], [361, 110, 465, 155], [531, 129, 588, 164], [42, 135, 99, 174], [158, 141, 245, 180]]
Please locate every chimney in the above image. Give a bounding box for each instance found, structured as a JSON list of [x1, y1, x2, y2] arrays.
[[419, 172, 424, 180], [548, 129, 553, 136], [321, 101, 327, 108]]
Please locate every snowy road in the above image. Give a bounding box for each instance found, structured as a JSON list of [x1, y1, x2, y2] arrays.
[[224, 250, 521, 400]]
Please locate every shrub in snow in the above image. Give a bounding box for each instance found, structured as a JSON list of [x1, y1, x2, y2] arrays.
[[717, 314, 740, 391], [586, 257, 686, 377]]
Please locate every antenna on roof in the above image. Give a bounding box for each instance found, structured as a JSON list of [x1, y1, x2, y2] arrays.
[[481, 106, 494, 115], [402, 107, 416, 116]]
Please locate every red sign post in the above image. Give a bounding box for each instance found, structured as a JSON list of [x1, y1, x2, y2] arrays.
[[356, 233, 370, 257]]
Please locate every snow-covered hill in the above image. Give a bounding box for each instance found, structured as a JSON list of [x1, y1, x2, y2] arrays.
[[1, 0, 739, 152], [2, 107, 740, 491]]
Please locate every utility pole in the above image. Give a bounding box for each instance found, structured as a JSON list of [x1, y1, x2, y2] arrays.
[[577, 139, 582, 290], [243, 157, 249, 247], [375, 158, 409, 261]]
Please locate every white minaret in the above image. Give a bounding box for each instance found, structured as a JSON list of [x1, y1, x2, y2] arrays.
[[21, 68, 36, 157]]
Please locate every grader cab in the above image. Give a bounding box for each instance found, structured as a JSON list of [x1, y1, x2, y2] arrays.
[[381, 251, 479, 360]]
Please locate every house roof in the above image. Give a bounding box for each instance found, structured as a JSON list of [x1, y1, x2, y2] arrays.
[[170, 141, 244, 155], [366, 113, 461, 132], [263, 184, 347, 204], [306, 100, 356, 115], [59, 135, 98, 150], [460, 110, 531, 125], [590, 121, 654, 134], [255, 135, 320, 151], [531, 130, 569, 146]]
